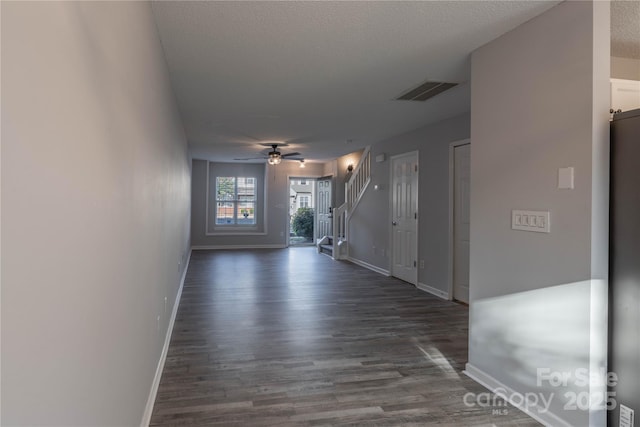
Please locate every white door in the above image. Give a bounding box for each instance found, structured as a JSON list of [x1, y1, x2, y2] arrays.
[[391, 152, 418, 285], [316, 177, 332, 239], [453, 144, 470, 303]]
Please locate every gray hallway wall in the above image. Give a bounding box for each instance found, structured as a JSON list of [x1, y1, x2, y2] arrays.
[[2, 2, 191, 425]]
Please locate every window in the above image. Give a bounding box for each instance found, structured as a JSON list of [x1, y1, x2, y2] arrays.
[[299, 195, 310, 208], [206, 162, 265, 235], [215, 176, 256, 225]]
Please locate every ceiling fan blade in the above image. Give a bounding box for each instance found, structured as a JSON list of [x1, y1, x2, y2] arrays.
[[283, 157, 304, 161], [281, 152, 301, 158]]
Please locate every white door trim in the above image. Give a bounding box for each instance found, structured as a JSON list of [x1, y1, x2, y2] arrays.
[[287, 174, 323, 247], [389, 150, 419, 286], [447, 139, 471, 301]]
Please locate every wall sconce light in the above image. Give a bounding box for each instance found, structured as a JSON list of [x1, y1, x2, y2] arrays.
[[347, 163, 354, 173], [299, 159, 305, 168]]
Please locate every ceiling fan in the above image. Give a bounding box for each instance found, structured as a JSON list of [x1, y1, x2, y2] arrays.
[[234, 143, 303, 165]]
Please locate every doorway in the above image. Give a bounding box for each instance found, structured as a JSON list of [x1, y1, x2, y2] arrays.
[[316, 176, 333, 240], [450, 141, 470, 303], [289, 177, 316, 246], [390, 151, 418, 285]]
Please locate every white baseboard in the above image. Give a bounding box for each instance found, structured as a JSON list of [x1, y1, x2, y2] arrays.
[[417, 282, 449, 300], [346, 256, 390, 276], [463, 363, 571, 427], [191, 244, 286, 250], [140, 249, 192, 427]]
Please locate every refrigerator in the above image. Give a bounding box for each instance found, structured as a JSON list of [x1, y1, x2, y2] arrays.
[[609, 108, 640, 427]]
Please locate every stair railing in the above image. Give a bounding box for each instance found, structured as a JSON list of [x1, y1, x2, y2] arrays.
[[331, 146, 372, 260], [332, 202, 348, 259], [345, 147, 371, 212]]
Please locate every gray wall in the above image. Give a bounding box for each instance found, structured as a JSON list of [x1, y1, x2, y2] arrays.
[[2, 2, 191, 425], [348, 112, 470, 293], [336, 149, 365, 208], [191, 159, 326, 248], [321, 149, 364, 209], [468, 1, 609, 425]]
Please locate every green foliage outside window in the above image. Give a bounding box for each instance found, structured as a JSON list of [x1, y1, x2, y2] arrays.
[[291, 207, 314, 239], [216, 177, 235, 200]]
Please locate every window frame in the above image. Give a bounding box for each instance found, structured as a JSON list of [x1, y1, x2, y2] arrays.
[[205, 162, 266, 236], [214, 176, 257, 226]]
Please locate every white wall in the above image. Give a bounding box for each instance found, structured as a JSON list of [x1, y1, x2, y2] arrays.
[[468, 1, 609, 425], [348, 112, 470, 292], [1, 2, 191, 425]]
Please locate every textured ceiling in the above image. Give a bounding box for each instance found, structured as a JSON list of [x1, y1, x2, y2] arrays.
[[151, 1, 631, 163], [611, 0, 640, 59]]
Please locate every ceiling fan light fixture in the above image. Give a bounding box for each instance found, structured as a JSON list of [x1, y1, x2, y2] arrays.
[[267, 144, 283, 165], [268, 152, 282, 165]]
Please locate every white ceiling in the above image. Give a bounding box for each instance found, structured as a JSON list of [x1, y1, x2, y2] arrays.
[[151, 1, 635, 164]]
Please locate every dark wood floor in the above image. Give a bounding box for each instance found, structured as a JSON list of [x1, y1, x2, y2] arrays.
[[150, 248, 538, 426]]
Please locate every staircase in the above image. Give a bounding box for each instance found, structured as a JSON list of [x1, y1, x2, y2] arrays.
[[317, 236, 334, 257], [317, 147, 371, 260]]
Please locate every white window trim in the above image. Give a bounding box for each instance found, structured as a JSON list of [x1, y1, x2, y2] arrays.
[[205, 162, 268, 236], [299, 195, 310, 208], [215, 177, 257, 226]]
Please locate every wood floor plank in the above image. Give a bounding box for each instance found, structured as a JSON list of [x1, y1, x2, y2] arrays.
[[150, 248, 539, 426]]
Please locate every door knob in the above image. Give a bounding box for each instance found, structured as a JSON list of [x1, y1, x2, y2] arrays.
[[392, 221, 397, 226]]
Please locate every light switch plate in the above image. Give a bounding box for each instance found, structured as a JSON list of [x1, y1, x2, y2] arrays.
[[512, 210, 550, 233], [620, 404, 634, 427], [558, 167, 575, 189]]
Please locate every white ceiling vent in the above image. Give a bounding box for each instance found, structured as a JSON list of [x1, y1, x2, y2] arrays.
[[396, 81, 458, 102]]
